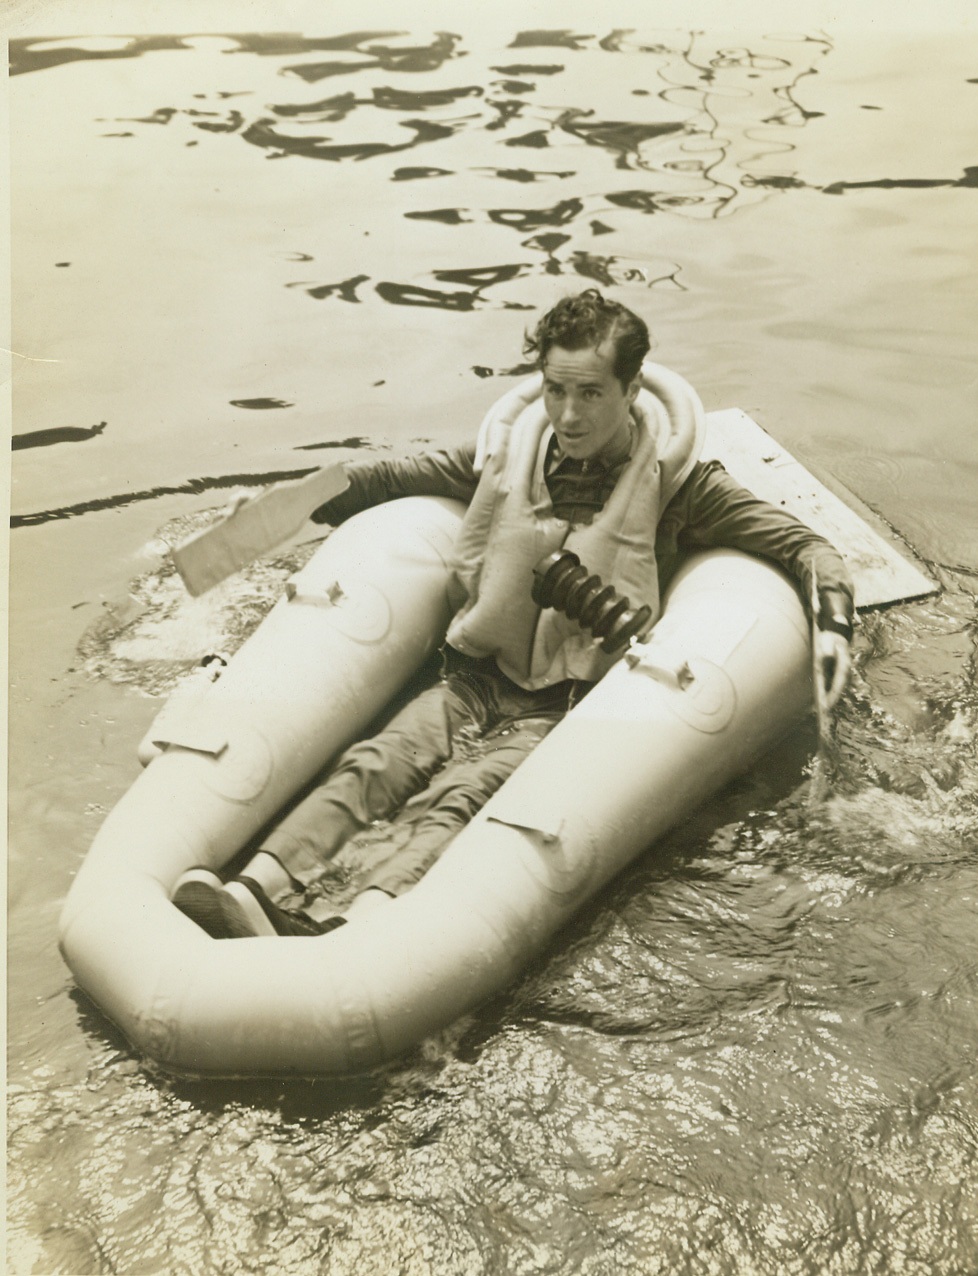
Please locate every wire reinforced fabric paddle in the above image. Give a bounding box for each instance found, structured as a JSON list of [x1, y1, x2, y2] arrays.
[[170, 463, 350, 596]]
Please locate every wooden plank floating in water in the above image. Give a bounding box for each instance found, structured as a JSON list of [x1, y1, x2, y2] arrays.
[[703, 409, 937, 611]]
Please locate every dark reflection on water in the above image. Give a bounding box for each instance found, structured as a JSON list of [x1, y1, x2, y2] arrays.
[[295, 436, 371, 452], [120, 106, 180, 125], [492, 62, 566, 76], [823, 165, 978, 194], [557, 112, 687, 168], [228, 397, 293, 409], [270, 90, 358, 120], [9, 34, 194, 76], [304, 261, 578, 312], [229, 32, 405, 59], [434, 263, 529, 288], [372, 84, 483, 111], [242, 115, 461, 162], [193, 109, 244, 134], [487, 99, 528, 131], [525, 231, 570, 255], [301, 274, 370, 300], [10, 468, 334, 528], [392, 165, 453, 180], [493, 79, 535, 95], [292, 239, 682, 313], [375, 281, 481, 311], [9, 29, 466, 80], [504, 128, 550, 148], [281, 32, 464, 82], [606, 188, 665, 211], [489, 198, 585, 230], [12, 420, 106, 451], [489, 166, 577, 181], [744, 166, 978, 195], [510, 30, 595, 51], [402, 208, 473, 225]]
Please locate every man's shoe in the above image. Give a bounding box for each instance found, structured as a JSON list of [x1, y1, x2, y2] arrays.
[[224, 876, 346, 938], [172, 868, 346, 939], [172, 867, 233, 938]]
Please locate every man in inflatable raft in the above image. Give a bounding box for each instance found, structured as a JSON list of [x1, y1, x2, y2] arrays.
[[173, 288, 854, 939]]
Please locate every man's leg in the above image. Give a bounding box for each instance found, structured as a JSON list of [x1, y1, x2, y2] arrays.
[[172, 672, 487, 936], [355, 713, 561, 898], [347, 673, 589, 905], [251, 674, 487, 896]]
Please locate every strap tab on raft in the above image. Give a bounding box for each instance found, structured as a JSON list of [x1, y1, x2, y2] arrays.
[[624, 641, 738, 734], [484, 785, 597, 897], [625, 640, 695, 690], [284, 576, 392, 643], [149, 721, 229, 756], [284, 579, 345, 606], [152, 714, 273, 801]]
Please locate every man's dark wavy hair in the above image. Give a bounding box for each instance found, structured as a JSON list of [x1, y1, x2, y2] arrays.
[[524, 289, 650, 389]]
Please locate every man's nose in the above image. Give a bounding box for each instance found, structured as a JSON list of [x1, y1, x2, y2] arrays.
[[560, 397, 580, 426]]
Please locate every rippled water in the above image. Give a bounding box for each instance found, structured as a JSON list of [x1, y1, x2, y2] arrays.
[[8, 15, 978, 1276]]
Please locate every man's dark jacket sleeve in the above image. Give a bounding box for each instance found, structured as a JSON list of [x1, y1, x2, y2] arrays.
[[311, 447, 479, 524], [657, 460, 854, 625]]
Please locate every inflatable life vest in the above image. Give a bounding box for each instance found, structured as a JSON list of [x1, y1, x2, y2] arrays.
[[446, 363, 705, 687]]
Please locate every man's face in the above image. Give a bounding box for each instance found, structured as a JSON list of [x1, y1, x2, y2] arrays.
[[542, 342, 639, 460]]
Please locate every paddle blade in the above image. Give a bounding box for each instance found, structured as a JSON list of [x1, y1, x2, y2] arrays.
[[170, 463, 350, 596]]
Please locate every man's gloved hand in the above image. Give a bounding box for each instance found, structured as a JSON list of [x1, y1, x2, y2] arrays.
[[815, 586, 854, 711], [815, 628, 851, 711]]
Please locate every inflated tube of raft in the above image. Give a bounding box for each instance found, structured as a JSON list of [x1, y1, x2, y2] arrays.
[[60, 497, 813, 1080], [59, 496, 466, 1061]]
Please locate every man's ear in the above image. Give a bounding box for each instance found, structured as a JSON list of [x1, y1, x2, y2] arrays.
[[626, 375, 641, 405]]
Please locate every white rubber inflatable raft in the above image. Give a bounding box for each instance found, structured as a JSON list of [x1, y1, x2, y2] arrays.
[[59, 473, 827, 1078]]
